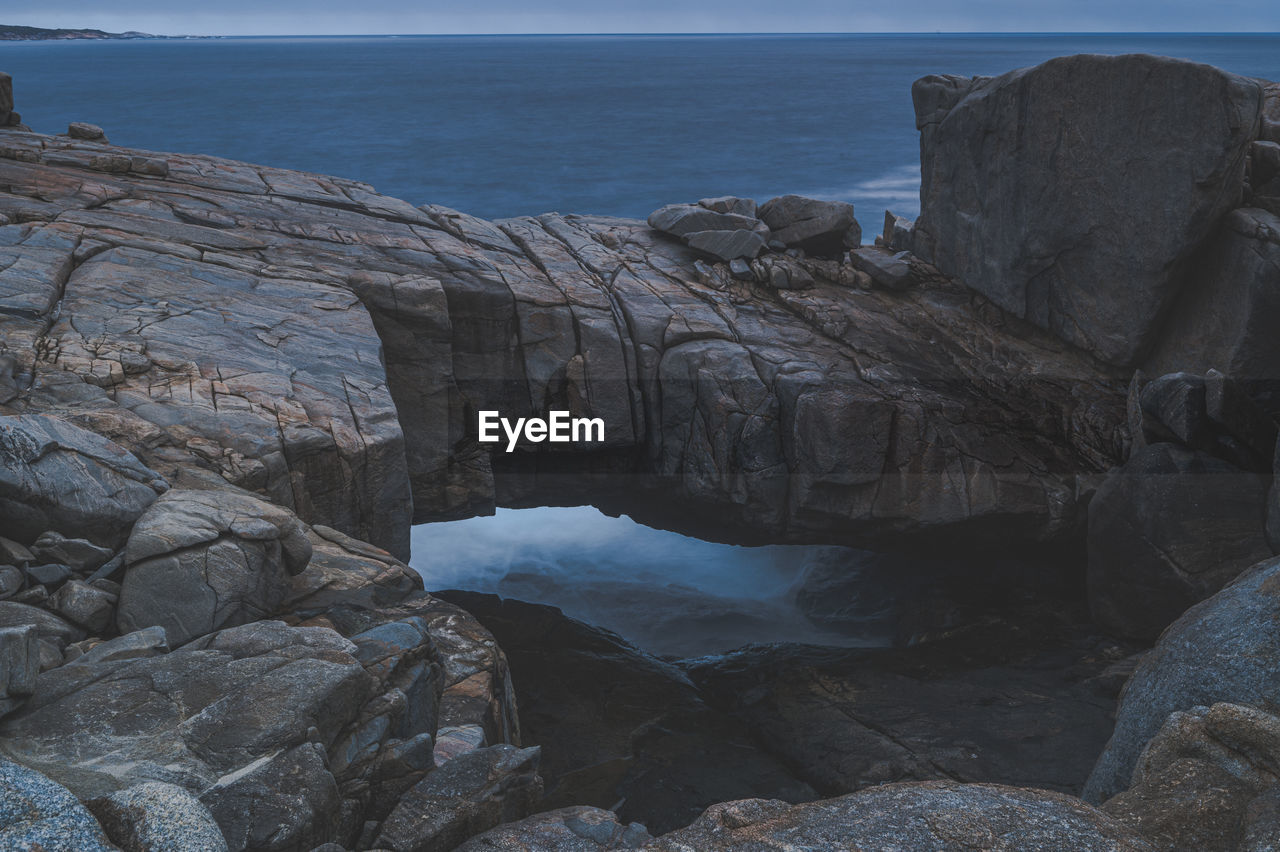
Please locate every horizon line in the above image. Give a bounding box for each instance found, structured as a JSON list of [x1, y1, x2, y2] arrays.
[[8, 29, 1280, 38]]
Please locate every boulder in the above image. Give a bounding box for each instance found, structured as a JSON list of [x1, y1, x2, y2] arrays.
[[0, 601, 84, 649], [880, 210, 914, 251], [67, 626, 168, 666], [117, 488, 313, 645], [456, 806, 652, 851], [0, 757, 116, 851], [88, 780, 228, 852], [0, 415, 167, 548], [25, 562, 71, 587], [646, 204, 762, 238], [847, 247, 914, 291], [374, 743, 543, 852], [1144, 209, 1280, 413], [29, 532, 113, 573], [912, 54, 1262, 366], [49, 580, 117, 635], [1101, 703, 1280, 852], [757, 194, 860, 253], [698, 195, 756, 217], [0, 565, 22, 600], [648, 783, 1153, 851], [1085, 556, 1280, 803], [684, 228, 766, 261], [1086, 443, 1273, 641], [66, 122, 107, 142]]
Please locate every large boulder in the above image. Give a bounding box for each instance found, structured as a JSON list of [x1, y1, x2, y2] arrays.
[[117, 489, 313, 645], [1101, 703, 1280, 852], [0, 756, 116, 851], [1144, 208, 1280, 412], [648, 783, 1153, 851], [1086, 443, 1273, 641], [1085, 556, 1280, 803], [912, 54, 1262, 366], [0, 415, 166, 548], [757, 194, 861, 253], [87, 781, 228, 852]]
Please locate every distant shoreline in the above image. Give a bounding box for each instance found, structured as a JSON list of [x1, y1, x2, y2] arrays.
[[0, 24, 213, 41]]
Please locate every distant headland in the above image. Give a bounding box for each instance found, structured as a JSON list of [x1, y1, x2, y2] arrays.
[[0, 24, 209, 41]]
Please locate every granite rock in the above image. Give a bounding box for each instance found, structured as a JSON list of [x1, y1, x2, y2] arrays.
[[88, 780, 228, 852]]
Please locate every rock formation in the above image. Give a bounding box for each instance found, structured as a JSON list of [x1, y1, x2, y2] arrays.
[[0, 48, 1277, 850]]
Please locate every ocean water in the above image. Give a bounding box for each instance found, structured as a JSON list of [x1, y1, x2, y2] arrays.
[[11, 33, 1280, 652], [5, 33, 1280, 223]]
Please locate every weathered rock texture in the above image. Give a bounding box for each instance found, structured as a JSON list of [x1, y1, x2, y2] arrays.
[[0, 121, 1131, 560], [648, 782, 1153, 851], [913, 53, 1262, 366], [1085, 556, 1280, 804], [456, 806, 653, 851]]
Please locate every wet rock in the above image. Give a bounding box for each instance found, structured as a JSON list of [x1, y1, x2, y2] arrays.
[[88, 780, 228, 852], [49, 580, 117, 634], [1085, 556, 1280, 803], [913, 54, 1261, 365], [29, 532, 113, 573], [375, 743, 543, 852], [67, 121, 108, 142], [117, 488, 313, 645], [456, 806, 652, 851], [436, 592, 815, 834], [1101, 703, 1280, 852], [1086, 443, 1273, 641], [757, 194, 860, 254], [0, 415, 166, 548], [0, 756, 116, 851], [649, 782, 1153, 851]]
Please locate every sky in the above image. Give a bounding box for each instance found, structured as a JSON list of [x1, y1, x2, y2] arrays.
[[6, 1, 1279, 36]]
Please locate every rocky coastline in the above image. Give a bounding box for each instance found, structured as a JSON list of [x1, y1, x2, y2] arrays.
[[0, 50, 1278, 850]]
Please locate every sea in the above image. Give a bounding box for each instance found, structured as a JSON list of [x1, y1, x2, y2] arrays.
[[7, 33, 1279, 654]]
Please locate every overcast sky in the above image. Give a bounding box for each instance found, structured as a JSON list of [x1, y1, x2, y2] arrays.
[[9, 1, 1279, 36]]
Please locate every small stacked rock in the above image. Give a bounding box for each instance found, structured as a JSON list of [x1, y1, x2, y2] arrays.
[[0, 72, 26, 130], [648, 194, 860, 261]]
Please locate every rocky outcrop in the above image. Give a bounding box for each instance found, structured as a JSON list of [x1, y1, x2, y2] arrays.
[[648, 783, 1153, 851], [0, 122, 1131, 559], [913, 53, 1262, 366], [1101, 703, 1280, 852], [1085, 556, 1280, 803]]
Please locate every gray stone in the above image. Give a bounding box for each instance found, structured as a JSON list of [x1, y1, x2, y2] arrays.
[[24, 563, 72, 588], [456, 806, 652, 850], [117, 488, 313, 645], [0, 601, 84, 649], [683, 228, 766, 261], [29, 532, 113, 573], [1086, 443, 1273, 641], [201, 743, 338, 852], [646, 203, 761, 238], [847, 247, 914, 291], [1085, 556, 1280, 803], [88, 780, 228, 852], [880, 210, 914, 251], [0, 625, 38, 715], [375, 744, 543, 852], [649, 783, 1153, 851], [67, 122, 108, 142], [727, 258, 752, 281], [697, 195, 756, 217], [0, 415, 166, 549], [913, 54, 1262, 366], [49, 580, 117, 634], [0, 756, 116, 851], [0, 565, 23, 600], [1139, 373, 1211, 447], [1101, 703, 1280, 852], [68, 627, 168, 666], [0, 537, 33, 566], [757, 194, 860, 253]]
